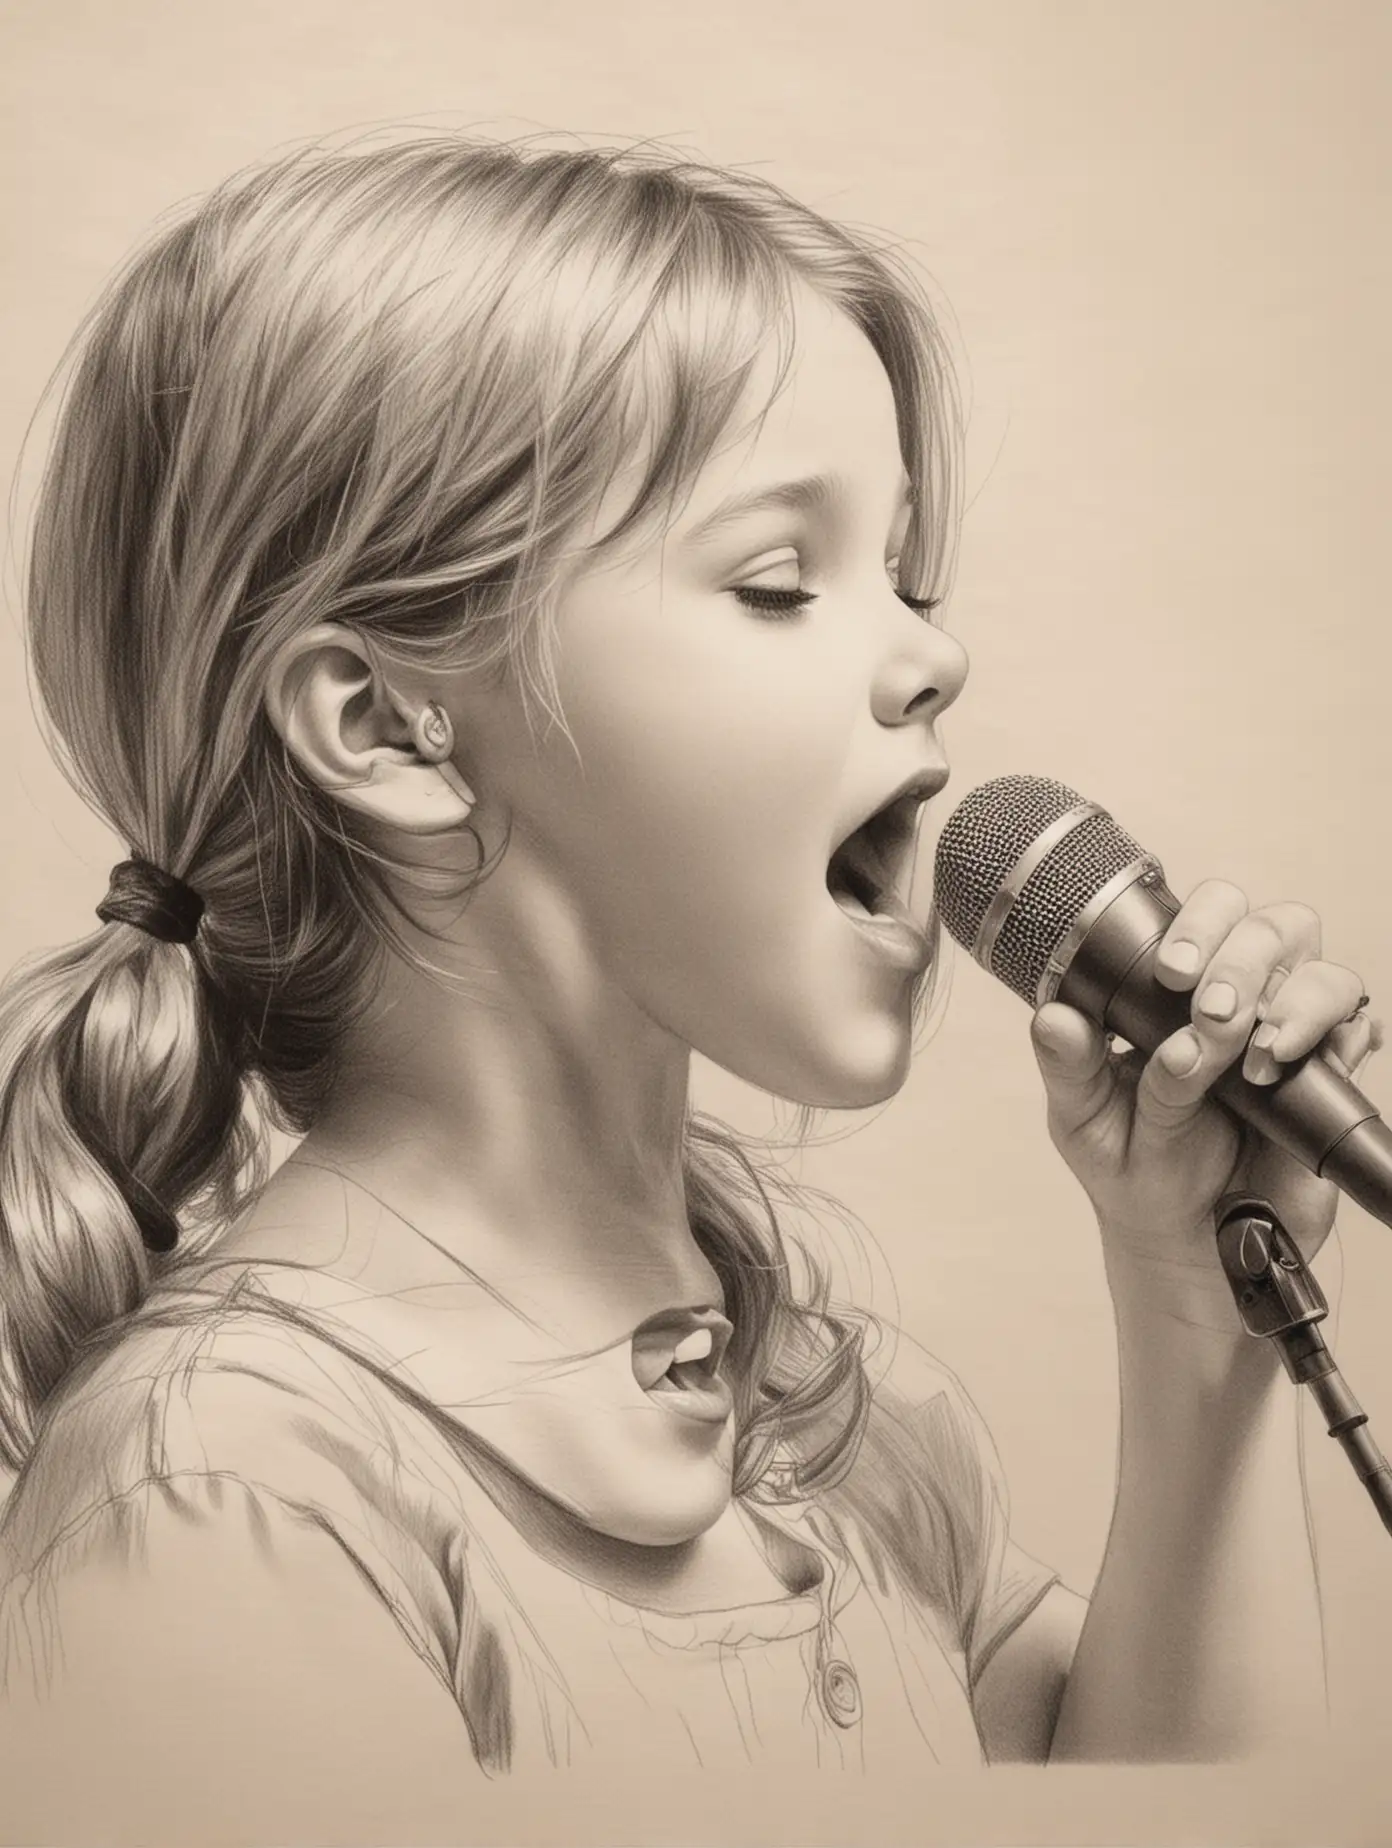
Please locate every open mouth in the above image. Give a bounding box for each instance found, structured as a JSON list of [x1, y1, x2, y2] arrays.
[[631, 1307, 734, 1424], [827, 789, 928, 925], [643, 1327, 724, 1395]]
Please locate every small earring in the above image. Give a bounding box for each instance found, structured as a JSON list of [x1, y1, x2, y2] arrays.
[[413, 701, 477, 819], [416, 701, 452, 759]]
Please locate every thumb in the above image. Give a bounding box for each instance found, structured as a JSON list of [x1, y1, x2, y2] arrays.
[[1030, 1003, 1117, 1135], [1132, 1026, 1211, 1144]]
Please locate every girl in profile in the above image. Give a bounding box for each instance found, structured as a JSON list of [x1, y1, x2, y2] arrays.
[[0, 134, 1371, 1830]]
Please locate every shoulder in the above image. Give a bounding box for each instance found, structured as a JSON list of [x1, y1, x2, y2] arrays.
[[0, 1285, 491, 1828], [0, 1269, 454, 1612], [2, 1154, 454, 1574]]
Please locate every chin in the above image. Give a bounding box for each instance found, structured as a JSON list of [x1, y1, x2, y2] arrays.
[[748, 1007, 916, 1112], [579, 1454, 734, 1547]]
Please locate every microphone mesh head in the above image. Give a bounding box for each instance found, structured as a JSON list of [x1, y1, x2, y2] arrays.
[[934, 774, 1149, 1001]]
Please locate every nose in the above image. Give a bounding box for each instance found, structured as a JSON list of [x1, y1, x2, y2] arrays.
[[870, 615, 969, 728]]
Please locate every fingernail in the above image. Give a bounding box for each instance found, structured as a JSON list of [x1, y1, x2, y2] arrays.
[[1244, 1022, 1282, 1084], [1158, 1030, 1202, 1077], [1164, 940, 1201, 976], [1197, 981, 1238, 1022]]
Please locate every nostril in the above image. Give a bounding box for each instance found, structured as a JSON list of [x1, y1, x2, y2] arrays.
[[905, 686, 939, 716]]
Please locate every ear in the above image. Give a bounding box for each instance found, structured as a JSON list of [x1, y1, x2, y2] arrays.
[[263, 625, 475, 836]]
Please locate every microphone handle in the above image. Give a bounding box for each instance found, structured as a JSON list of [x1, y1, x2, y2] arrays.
[[1055, 874, 1392, 1230]]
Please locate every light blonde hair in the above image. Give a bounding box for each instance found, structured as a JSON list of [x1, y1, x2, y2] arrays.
[[0, 133, 961, 1484]]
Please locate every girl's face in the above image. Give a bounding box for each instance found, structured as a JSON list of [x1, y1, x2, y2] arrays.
[[453, 286, 970, 1108]]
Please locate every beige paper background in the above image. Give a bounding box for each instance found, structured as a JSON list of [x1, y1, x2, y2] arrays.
[[1, 0, 1389, 1841]]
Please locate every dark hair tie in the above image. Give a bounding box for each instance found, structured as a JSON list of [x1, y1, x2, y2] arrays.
[[96, 857, 204, 945]]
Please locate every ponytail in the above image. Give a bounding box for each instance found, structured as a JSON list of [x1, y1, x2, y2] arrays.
[[0, 917, 261, 1472]]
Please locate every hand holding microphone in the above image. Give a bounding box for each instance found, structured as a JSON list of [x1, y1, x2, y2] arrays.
[[934, 776, 1386, 1317]]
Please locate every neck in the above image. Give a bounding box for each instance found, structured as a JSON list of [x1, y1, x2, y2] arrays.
[[295, 870, 702, 1323]]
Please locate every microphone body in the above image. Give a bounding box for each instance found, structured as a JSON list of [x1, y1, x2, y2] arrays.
[[934, 777, 1392, 1230]]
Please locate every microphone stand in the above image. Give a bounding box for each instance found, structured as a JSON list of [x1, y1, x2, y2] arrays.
[[1215, 1194, 1392, 1537]]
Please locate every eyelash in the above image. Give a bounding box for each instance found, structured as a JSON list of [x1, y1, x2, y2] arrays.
[[898, 592, 943, 618], [732, 585, 943, 620], [732, 586, 816, 617]]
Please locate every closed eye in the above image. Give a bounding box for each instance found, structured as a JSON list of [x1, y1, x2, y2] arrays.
[[886, 552, 941, 619], [896, 589, 942, 617], [734, 584, 939, 619], [731, 584, 816, 618]]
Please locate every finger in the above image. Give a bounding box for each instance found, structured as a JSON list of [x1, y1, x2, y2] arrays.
[[1255, 964, 1295, 1020], [1031, 1003, 1118, 1135], [1249, 906, 1328, 1015], [1153, 880, 1250, 991], [1180, 906, 1324, 1081], [1241, 961, 1367, 1083], [1321, 1012, 1379, 1080], [1132, 1025, 1212, 1142], [1350, 1012, 1386, 1078]]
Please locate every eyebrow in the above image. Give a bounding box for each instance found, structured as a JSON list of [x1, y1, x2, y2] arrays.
[[681, 472, 913, 548], [680, 473, 840, 547]]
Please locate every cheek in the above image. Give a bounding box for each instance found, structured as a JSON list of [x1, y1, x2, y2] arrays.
[[553, 630, 850, 941]]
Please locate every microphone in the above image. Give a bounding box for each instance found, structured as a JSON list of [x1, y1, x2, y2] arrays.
[[933, 774, 1392, 1230]]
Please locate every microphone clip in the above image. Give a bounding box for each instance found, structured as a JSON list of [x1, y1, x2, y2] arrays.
[[1213, 1192, 1329, 1348], [1213, 1192, 1392, 1537]]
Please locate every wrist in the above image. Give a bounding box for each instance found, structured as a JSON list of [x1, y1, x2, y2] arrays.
[[1110, 1298, 1295, 1435], [1099, 1227, 1291, 1393], [1101, 1220, 1243, 1325]]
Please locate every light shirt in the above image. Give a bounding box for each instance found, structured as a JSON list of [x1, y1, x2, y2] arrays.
[[0, 1263, 1058, 1799]]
